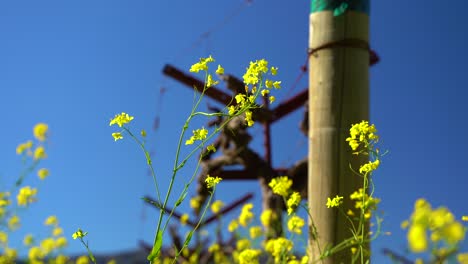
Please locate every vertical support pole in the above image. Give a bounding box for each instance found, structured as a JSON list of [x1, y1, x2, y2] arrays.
[[307, 1, 369, 263]]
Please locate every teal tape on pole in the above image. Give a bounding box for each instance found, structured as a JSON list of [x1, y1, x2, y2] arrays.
[[311, 0, 369, 15]]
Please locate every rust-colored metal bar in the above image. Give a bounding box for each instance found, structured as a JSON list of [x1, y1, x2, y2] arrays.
[[270, 89, 308, 123], [163, 64, 233, 106], [201, 192, 254, 226]]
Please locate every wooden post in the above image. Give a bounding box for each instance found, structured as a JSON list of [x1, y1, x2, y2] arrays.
[[308, 1, 369, 263]]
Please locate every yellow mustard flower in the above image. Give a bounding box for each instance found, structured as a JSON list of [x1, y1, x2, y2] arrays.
[[269, 96, 276, 104], [239, 203, 254, 227], [140, 129, 147, 137], [112, 132, 123, 141], [54, 255, 69, 264], [28, 246, 44, 261], [189, 56, 214, 73], [76, 255, 90, 264], [180, 213, 189, 226], [216, 65, 224, 75], [462, 215, 468, 222], [269, 176, 292, 197], [236, 239, 251, 251], [0, 231, 8, 244], [205, 175, 222, 189], [210, 200, 224, 214], [53, 227, 64, 237], [109, 112, 134, 127], [34, 146, 47, 160], [16, 140, 33, 155], [408, 224, 427, 253], [243, 60, 269, 85], [265, 237, 294, 263], [228, 105, 236, 116], [326, 195, 344, 208], [40, 238, 55, 255], [359, 159, 380, 174], [206, 74, 219, 88], [265, 79, 273, 89], [72, 228, 88, 240], [190, 196, 201, 210], [235, 94, 246, 104], [261, 89, 270, 96], [245, 110, 254, 127], [206, 144, 216, 153], [457, 253, 468, 264], [185, 127, 208, 145], [287, 192, 301, 215], [45, 215, 58, 226], [273, 81, 281, 89], [228, 219, 239, 232], [346, 121, 379, 151], [287, 215, 305, 235], [8, 215, 20, 231], [33, 123, 48, 141], [4, 247, 17, 260], [24, 234, 34, 246], [271, 67, 278, 76], [249, 226, 262, 239], [37, 168, 49, 180], [260, 209, 277, 228], [17, 186, 38, 206], [238, 249, 261, 264], [55, 237, 68, 248]]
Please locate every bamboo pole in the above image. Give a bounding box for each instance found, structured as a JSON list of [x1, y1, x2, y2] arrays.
[[308, 1, 369, 263]]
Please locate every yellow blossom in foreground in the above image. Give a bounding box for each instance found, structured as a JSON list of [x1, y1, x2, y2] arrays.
[[41, 238, 55, 255], [287, 192, 301, 215], [185, 127, 208, 145], [239, 203, 254, 227], [109, 112, 134, 127], [28, 246, 44, 261], [228, 219, 239, 232], [249, 226, 262, 239], [34, 123, 48, 141], [269, 176, 292, 197], [37, 168, 49, 180], [112, 132, 123, 141], [76, 255, 90, 264], [346, 121, 379, 151], [216, 64, 224, 75], [17, 186, 38, 206], [72, 228, 88, 240], [180, 213, 189, 226], [260, 209, 277, 228], [359, 159, 380, 174], [287, 215, 305, 235], [326, 195, 344, 208], [54, 255, 69, 264], [8, 215, 20, 230], [236, 239, 251, 251], [271, 67, 278, 75], [458, 253, 468, 264], [34, 146, 47, 160], [205, 175, 222, 189], [211, 200, 224, 214], [265, 237, 294, 262], [190, 196, 201, 210], [45, 215, 58, 226], [462, 216, 468, 222], [245, 111, 254, 127], [238, 249, 261, 264], [53, 227, 64, 237], [0, 231, 8, 244], [206, 74, 219, 87], [189, 56, 214, 73], [269, 96, 276, 104], [16, 140, 33, 155], [55, 237, 68, 248], [4, 247, 17, 261], [24, 234, 34, 246], [408, 224, 427, 253]]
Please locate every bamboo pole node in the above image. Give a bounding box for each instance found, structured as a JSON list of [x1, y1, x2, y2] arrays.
[[308, 38, 379, 65]]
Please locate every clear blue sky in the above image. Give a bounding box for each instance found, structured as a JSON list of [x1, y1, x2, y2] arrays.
[[1, 0, 467, 262]]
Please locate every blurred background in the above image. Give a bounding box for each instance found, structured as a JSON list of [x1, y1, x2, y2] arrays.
[[1, 0, 467, 262]]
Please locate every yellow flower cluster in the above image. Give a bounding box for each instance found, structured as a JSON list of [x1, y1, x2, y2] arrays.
[[239, 203, 254, 227], [72, 228, 88, 240], [8, 215, 20, 231], [268, 176, 292, 197], [185, 127, 208, 145], [17, 186, 38, 206], [402, 199, 466, 254], [287, 215, 305, 235], [189, 56, 214, 73], [205, 175, 222, 189], [260, 209, 277, 228], [109, 112, 134, 127], [210, 200, 224, 214], [0, 192, 11, 217], [33, 123, 48, 142], [265, 237, 294, 263], [326, 195, 344, 208], [346, 121, 379, 151], [349, 188, 380, 219], [238, 248, 261, 264], [359, 159, 380, 174], [16, 140, 33, 155], [37, 168, 49, 180]]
